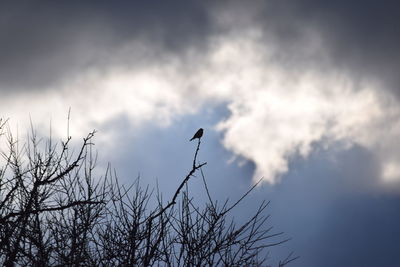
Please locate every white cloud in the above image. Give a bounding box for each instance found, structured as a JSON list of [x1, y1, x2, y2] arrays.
[[1, 26, 400, 187]]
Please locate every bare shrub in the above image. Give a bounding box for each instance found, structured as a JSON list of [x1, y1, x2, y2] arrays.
[[0, 121, 296, 266]]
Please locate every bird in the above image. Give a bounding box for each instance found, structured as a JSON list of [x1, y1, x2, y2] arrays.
[[190, 128, 203, 141]]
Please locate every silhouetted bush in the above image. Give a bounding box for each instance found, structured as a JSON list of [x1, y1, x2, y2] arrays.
[[0, 120, 296, 266]]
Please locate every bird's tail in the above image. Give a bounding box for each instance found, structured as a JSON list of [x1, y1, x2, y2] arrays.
[[189, 137, 194, 141]]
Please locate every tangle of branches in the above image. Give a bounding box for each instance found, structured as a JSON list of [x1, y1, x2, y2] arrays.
[[0, 121, 297, 266]]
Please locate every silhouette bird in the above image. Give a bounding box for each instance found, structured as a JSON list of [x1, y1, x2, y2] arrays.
[[190, 128, 203, 141]]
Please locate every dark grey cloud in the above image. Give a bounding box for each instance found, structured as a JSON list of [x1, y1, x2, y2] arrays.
[[258, 0, 400, 95], [3, 0, 400, 96], [304, 1, 400, 95], [0, 1, 213, 91]]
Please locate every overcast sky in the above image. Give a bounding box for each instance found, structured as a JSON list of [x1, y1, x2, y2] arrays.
[[1, 1, 400, 266]]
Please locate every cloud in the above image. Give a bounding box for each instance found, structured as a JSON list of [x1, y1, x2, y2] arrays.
[[1, 1, 400, 190], [260, 0, 400, 96], [209, 33, 400, 185], [0, 1, 212, 91]]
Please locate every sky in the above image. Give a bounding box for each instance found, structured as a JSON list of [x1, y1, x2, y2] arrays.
[[1, 1, 400, 266]]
